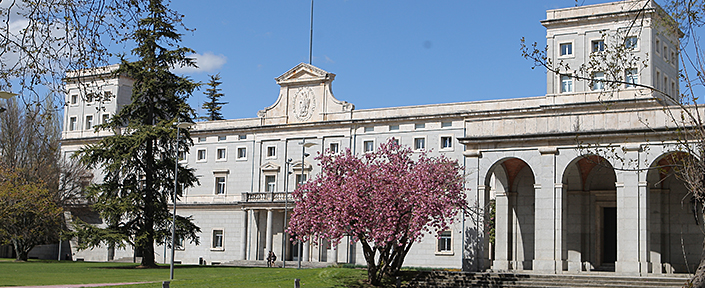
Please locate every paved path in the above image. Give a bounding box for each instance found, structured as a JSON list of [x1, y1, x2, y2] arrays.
[[0, 282, 151, 288]]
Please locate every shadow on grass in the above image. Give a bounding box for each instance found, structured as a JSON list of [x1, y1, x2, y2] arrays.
[[333, 269, 420, 288]]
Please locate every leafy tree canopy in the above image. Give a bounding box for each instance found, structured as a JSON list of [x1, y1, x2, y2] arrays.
[[76, 0, 200, 268], [288, 138, 468, 286], [199, 73, 227, 121]]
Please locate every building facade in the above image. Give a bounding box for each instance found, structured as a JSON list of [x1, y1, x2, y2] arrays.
[[61, 0, 701, 276]]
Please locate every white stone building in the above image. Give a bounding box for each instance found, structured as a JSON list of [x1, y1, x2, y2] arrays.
[[61, 0, 702, 276]]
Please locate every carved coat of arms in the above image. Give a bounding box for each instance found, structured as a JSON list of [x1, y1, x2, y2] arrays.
[[293, 87, 316, 121]]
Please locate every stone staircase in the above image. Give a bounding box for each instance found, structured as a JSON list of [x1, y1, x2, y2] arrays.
[[406, 271, 691, 288]]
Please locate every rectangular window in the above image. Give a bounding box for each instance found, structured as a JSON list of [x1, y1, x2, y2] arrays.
[[626, 69, 639, 88], [178, 151, 186, 161], [441, 121, 452, 128], [664, 76, 669, 95], [102, 114, 110, 124], [237, 147, 247, 159], [216, 148, 226, 160], [265, 175, 276, 192], [198, 137, 206, 143], [239, 134, 247, 140], [175, 235, 184, 250], [625, 36, 638, 50], [218, 135, 227, 141], [561, 75, 573, 93], [592, 71, 605, 90], [69, 117, 77, 131], [215, 176, 226, 195], [329, 143, 339, 154], [560, 42, 572, 56], [212, 230, 223, 249], [389, 124, 399, 131], [656, 39, 660, 54], [415, 123, 425, 130], [70, 94, 78, 104], [672, 81, 677, 98], [671, 51, 676, 65], [85, 93, 94, 103], [391, 138, 399, 145], [296, 174, 307, 188], [267, 146, 276, 158], [656, 71, 661, 89], [437, 230, 452, 252], [85, 115, 93, 130], [664, 45, 668, 60], [441, 136, 452, 149], [592, 40, 605, 52], [197, 149, 206, 161], [364, 126, 374, 133], [364, 140, 374, 153], [414, 137, 426, 150]]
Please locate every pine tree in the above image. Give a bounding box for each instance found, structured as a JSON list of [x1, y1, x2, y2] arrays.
[[200, 73, 227, 121], [76, 0, 200, 268]]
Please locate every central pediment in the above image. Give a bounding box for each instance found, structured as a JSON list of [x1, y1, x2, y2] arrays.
[[258, 63, 354, 124], [275, 63, 331, 85]]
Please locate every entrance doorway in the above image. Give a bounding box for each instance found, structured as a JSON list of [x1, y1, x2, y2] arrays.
[[291, 241, 301, 261], [601, 207, 617, 268]]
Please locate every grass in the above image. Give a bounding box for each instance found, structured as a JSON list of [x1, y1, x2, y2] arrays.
[[0, 259, 378, 287]]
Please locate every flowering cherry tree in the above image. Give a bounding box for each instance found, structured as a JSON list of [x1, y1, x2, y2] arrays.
[[288, 138, 468, 286]]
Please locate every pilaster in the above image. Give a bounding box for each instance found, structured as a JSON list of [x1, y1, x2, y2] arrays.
[[240, 209, 248, 260], [493, 191, 510, 270], [533, 147, 562, 273]]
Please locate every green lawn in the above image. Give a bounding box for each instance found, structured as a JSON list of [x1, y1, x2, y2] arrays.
[[0, 259, 376, 287]]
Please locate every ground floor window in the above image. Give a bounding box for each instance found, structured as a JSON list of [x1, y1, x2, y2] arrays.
[[437, 230, 452, 253], [212, 230, 224, 249]]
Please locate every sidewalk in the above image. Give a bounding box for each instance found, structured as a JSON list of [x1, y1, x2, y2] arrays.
[[0, 282, 150, 288]]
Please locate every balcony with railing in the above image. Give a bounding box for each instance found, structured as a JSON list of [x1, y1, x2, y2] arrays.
[[242, 192, 293, 202]]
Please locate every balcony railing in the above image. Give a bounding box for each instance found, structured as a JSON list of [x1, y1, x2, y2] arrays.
[[242, 192, 293, 202]]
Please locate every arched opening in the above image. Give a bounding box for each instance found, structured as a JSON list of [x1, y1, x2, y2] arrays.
[[562, 155, 617, 271], [647, 152, 703, 274], [485, 157, 536, 271]]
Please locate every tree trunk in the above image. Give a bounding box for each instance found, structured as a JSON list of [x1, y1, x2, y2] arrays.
[[690, 237, 705, 287], [138, 137, 158, 268], [12, 238, 29, 261], [360, 238, 383, 286]]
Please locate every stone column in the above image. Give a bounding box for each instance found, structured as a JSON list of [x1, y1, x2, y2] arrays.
[[638, 180, 650, 274], [477, 185, 490, 271], [265, 209, 273, 256], [533, 147, 561, 273], [240, 209, 248, 260], [330, 244, 338, 263], [493, 191, 511, 270], [303, 241, 310, 262], [615, 175, 640, 274], [615, 145, 647, 275], [247, 209, 254, 260], [650, 186, 662, 274]]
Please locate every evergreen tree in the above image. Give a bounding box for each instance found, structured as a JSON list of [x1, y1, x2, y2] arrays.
[[200, 73, 227, 121], [76, 0, 200, 268]]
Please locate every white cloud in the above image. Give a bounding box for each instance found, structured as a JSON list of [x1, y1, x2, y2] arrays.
[[173, 52, 227, 74]]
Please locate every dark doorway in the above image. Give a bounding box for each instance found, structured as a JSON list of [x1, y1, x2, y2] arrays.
[[602, 207, 617, 264], [291, 241, 301, 261]]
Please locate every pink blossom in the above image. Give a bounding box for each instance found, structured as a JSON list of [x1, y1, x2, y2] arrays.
[[287, 138, 468, 285]]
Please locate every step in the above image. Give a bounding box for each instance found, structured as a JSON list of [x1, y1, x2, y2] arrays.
[[407, 272, 690, 288]]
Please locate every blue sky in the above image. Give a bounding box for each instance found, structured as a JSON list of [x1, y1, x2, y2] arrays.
[[164, 1, 615, 120]]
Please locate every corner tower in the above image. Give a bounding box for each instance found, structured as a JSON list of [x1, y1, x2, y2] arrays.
[[542, 0, 680, 103], [63, 65, 134, 140]]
